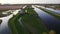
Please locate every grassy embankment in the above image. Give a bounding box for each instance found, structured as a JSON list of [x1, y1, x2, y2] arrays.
[[38, 7, 60, 20], [21, 7, 48, 34], [8, 13, 28, 34]]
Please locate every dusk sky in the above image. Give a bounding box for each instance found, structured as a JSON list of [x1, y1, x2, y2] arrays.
[[0, 0, 60, 4]]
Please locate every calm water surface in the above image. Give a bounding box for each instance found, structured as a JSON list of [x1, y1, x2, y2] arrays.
[[33, 6, 60, 34], [0, 9, 20, 34]]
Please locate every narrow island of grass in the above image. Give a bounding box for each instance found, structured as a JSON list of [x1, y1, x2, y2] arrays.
[[38, 7, 60, 20], [8, 13, 28, 34], [21, 7, 48, 34]]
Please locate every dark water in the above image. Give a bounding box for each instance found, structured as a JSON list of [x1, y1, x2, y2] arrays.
[[32, 6, 60, 34]]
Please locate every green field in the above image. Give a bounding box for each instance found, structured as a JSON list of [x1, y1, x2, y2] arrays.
[[21, 7, 48, 34], [8, 14, 28, 34], [8, 6, 49, 34]]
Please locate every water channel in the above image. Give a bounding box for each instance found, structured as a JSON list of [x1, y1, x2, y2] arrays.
[[0, 9, 20, 34], [32, 6, 60, 34]]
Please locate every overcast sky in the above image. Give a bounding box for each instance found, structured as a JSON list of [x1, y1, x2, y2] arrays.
[[0, 0, 60, 4]]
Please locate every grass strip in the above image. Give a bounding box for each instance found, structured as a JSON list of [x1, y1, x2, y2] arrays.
[[8, 13, 28, 34], [21, 7, 48, 34]]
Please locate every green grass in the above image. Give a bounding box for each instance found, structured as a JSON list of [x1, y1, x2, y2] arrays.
[[39, 7, 60, 20], [21, 7, 48, 34], [8, 13, 28, 34]]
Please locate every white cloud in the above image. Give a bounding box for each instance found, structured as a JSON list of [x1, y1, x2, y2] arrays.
[[0, 0, 60, 4]]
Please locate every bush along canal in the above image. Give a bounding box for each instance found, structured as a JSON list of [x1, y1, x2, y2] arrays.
[[36, 6, 60, 20], [21, 7, 48, 34], [32, 6, 60, 34]]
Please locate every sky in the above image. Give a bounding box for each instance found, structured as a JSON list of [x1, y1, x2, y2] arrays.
[[0, 0, 60, 4]]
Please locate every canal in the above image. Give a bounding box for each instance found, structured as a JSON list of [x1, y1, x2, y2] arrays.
[[0, 5, 60, 34], [0, 9, 20, 34], [32, 5, 60, 34], [36, 5, 60, 14]]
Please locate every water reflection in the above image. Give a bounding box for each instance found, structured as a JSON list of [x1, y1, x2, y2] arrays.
[[0, 14, 13, 34], [36, 5, 60, 14], [45, 8, 60, 14], [32, 6, 60, 34], [0, 9, 21, 34]]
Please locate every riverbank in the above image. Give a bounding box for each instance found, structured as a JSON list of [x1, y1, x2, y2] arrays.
[[8, 13, 28, 34], [37, 7, 60, 20], [21, 7, 48, 34]]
